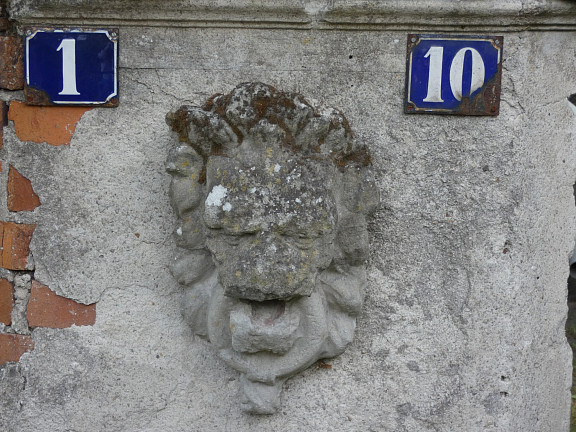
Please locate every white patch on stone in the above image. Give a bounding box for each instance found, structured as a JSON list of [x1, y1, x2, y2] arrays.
[[294, 98, 310, 110], [176, 227, 183, 236], [321, 107, 336, 117], [274, 164, 281, 173], [206, 185, 228, 207], [223, 202, 232, 212]]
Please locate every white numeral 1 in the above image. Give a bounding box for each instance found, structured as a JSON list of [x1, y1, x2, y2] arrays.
[[57, 39, 80, 95], [423, 47, 444, 102], [422, 46, 485, 102]]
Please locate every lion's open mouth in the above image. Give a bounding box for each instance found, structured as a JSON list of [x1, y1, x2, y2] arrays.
[[229, 299, 300, 355]]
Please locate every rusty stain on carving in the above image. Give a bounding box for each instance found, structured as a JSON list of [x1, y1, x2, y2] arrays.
[[167, 82, 372, 184]]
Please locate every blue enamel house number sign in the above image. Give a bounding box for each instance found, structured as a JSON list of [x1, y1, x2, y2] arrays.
[[25, 29, 118, 106], [405, 34, 503, 116]]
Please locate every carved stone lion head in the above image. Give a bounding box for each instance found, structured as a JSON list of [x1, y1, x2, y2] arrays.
[[166, 82, 378, 414]]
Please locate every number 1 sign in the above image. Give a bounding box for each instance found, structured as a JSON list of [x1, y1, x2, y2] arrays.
[[25, 28, 118, 106], [405, 34, 503, 116]]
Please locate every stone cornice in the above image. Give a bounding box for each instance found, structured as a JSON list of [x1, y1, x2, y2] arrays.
[[7, 0, 576, 31]]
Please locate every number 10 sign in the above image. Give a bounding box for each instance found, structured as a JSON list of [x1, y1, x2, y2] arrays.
[[405, 34, 503, 116], [25, 28, 118, 106]]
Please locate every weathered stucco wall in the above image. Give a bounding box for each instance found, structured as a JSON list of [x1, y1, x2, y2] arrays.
[[1, 1, 576, 431]]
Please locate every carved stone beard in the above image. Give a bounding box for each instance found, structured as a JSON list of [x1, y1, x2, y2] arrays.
[[177, 260, 365, 414]]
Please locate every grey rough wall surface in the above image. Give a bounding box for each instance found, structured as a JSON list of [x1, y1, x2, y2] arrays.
[[1, 3, 575, 431]]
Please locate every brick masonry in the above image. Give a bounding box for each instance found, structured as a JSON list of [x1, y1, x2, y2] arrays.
[[0, 221, 35, 270], [0, 35, 23, 90], [7, 165, 41, 211], [0, 98, 97, 362], [0, 16, 96, 366], [8, 101, 92, 146], [0, 334, 34, 364], [0, 278, 13, 325], [0, 4, 87, 369], [27, 281, 96, 329]]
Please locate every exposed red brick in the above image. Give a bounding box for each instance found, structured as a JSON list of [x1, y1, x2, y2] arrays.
[[0, 278, 13, 325], [0, 334, 34, 364], [0, 221, 35, 270], [0, 36, 24, 90], [7, 165, 41, 212], [8, 101, 92, 146], [27, 281, 96, 329]]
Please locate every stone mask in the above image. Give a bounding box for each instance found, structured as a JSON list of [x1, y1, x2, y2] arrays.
[[166, 82, 379, 414]]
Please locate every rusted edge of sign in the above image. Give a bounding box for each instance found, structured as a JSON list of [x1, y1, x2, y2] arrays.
[[24, 85, 119, 108], [24, 27, 119, 107], [404, 34, 503, 117]]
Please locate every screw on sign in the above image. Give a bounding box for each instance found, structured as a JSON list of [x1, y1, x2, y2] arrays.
[[405, 34, 503, 116], [25, 28, 118, 107]]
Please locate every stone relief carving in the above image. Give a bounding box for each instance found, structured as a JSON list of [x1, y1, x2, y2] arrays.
[[165, 82, 379, 414]]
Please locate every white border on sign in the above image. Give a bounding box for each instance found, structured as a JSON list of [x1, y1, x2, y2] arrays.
[[26, 28, 118, 105]]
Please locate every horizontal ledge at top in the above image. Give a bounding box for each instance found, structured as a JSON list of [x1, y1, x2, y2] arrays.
[[8, 0, 576, 30]]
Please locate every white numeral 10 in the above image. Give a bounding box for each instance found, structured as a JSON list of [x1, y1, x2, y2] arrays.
[[57, 39, 81, 95], [423, 46, 485, 103]]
